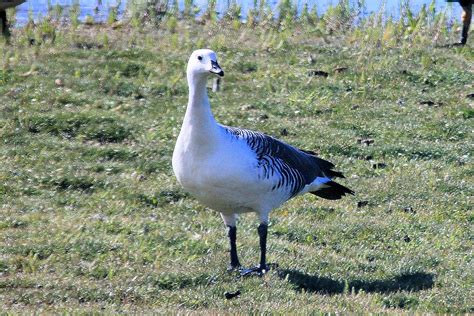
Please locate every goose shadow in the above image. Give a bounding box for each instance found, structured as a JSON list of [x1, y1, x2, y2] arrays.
[[277, 269, 434, 295]]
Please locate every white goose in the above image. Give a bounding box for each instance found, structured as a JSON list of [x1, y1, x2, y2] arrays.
[[172, 49, 354, 275]]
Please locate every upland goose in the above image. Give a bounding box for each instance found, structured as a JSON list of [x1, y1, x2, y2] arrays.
[[172, 49, 354, 275]]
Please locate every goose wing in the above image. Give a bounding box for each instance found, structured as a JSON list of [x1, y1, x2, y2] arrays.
[[223, 126, 352, 199]]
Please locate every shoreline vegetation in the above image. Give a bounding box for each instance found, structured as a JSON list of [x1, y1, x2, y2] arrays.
[[1, 0, 471, 49], [0, 0, 473, 313], [2, 0, 470, 35]]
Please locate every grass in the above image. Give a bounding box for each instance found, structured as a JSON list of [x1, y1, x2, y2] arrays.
[[0, 6, 473, 312]]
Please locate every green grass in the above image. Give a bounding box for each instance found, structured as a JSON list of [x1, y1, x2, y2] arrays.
[[0, 18, 473, 313]]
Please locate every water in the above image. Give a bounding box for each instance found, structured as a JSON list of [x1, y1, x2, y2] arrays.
[[13, 0, 461, 25], [14, 0, 127, 25]]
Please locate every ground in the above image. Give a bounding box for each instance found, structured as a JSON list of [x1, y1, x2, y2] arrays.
[[0, 17, 473, 313]]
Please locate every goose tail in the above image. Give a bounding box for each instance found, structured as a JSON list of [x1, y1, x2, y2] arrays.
[[310, 181, 354, 200], [304, 154, 354, 200]]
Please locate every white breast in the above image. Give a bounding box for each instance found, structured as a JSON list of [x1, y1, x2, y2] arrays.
[[172, 127, 290, 213]]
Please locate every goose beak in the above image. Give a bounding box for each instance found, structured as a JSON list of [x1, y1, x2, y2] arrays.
[[210, 60, 224, 77]]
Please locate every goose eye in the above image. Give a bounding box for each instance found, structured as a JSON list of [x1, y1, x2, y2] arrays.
[[197, 56, 203, 61]]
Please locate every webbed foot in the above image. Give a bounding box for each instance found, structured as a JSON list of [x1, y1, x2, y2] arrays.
[[239, 263, 277, 277]]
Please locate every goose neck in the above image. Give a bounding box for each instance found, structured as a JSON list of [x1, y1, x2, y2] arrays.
[[183, 73, 220, 145], [188, 74, 209, 107]]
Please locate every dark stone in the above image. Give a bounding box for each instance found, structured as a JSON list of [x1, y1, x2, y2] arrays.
[[224, 290, 241, 299], [419, 100, 435, 106], [357, 138, 374, 146], [308, 70, 329, 77], [357, 200, 369, 208], [403, 207, 416, 214], [334, 67, 348, 73], [372, 162, 387, 169]]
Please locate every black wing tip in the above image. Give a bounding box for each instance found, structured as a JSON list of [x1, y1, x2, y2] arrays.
[[328, 170, 345, 179], [310, 181, 354, 200]]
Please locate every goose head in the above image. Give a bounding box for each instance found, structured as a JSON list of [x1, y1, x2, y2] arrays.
[[187, 49, 224, 80]]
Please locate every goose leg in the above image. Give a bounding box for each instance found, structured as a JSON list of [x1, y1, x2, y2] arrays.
[[257, 223, 269, 271], [240, 223, 270, 277], [221, 214, 241, 271], [226, 225, 241, 271]]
